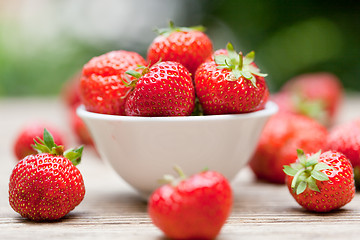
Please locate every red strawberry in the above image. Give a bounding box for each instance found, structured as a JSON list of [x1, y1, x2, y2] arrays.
[[61, 73, 94, 146], [147, 21, 213, 76], [204, 48, 228, 62], [249, 113, 328, 184], [61, 71, 82, 108], [9, 129, 85, 221], [283, 149, 355, 212], [325, 119, 360, 189], [124, 61, 195, 117], [148, 167, 233, 240], [80, 50, 146, 115], [70, 104, 94, 146], [194, 43, 268, 114], [274, 72, 343, 126], [254, 83, 269, 111], [13, 123, 65, 160]]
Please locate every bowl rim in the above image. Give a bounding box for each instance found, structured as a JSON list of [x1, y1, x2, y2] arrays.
[[77, 101, 278, 122]]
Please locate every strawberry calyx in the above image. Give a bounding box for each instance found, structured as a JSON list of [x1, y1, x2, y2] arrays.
[[214, 43, 267, 87], [283, 149, 333, 195], [32, 128, 83, 166], [124, 64, 152, 85], [159, 165, 187, 187], [121, 65, 151, 99], [291, 93, 328, 125], [156, 21, 205, 37]]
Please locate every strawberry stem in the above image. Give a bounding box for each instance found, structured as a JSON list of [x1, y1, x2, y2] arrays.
[[159, 165, 187, 186], [174, 165, 187, 180]]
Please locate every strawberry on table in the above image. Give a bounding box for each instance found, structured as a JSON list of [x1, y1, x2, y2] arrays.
[[148, 166, 233, 240], [194, 43, 268, 114], [124, 61, 195, 117], [13, 123, 65, 160], [9, 129, 85, 221], [325, 119, 360, 189], [249, 112, 328, 184], [147, 21, 213, 76], [283, 149, 355, 212], [80, 50, 146, 115], [273, 72, 343, 127]]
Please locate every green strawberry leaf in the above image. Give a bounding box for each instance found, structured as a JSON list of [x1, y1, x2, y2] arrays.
[[283, 165, 298, 176], [43, 128, 56, 150], [64, 146, 84, 166], [296, 181, 307, 195], [125, 70, 142, 79], [305, 158, 319, 168], [33, 137, 49, 153], [314, 162, 333, 171], [311, 170, 329, 181], [226, 43, 238, 61], [297, 149, 307, 165], [243, 51, 255, 65], [241, 70, 253, 80], [307, 177, 320, 192]]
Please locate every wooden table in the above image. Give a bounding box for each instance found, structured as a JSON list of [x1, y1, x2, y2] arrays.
[[1, 96, 360, 240]]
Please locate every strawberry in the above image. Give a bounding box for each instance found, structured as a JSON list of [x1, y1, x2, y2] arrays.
[[61, 73, 94, 146], [148, 167, 233, 240], [325, 119, 360, 189], [61, 71, 82, 108], [147, 21, 213, 76], [194, 43, 268, 114], [80, 50, 146, 115], [283, 149, 355, 212], [70, 104, 94, 146], [255, 83, 269, 111], [9, 129, 85, 221], [249, 112, 328, 184], [124, 61, 195, 117], [273, 72, 343, 126], [13, 123, 65, 160]]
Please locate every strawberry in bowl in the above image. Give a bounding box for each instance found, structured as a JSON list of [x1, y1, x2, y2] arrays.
[[195, 43, 268, 115], [147, 21, 213, 76]]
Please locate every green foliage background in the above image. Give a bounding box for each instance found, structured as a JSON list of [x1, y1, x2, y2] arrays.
[[0, 0, 359, 96]]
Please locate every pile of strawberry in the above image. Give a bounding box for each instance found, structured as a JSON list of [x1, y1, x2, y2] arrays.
[[79, 22, 269, 117]]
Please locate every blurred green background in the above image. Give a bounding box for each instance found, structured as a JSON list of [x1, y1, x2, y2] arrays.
[[0, 0, 359, 96]]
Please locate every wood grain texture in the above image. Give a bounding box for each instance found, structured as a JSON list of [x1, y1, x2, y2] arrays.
[[1, 96, 360, 240]]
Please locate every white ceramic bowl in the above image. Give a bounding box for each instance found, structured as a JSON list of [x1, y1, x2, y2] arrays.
[[77, 102, 278, 198]]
